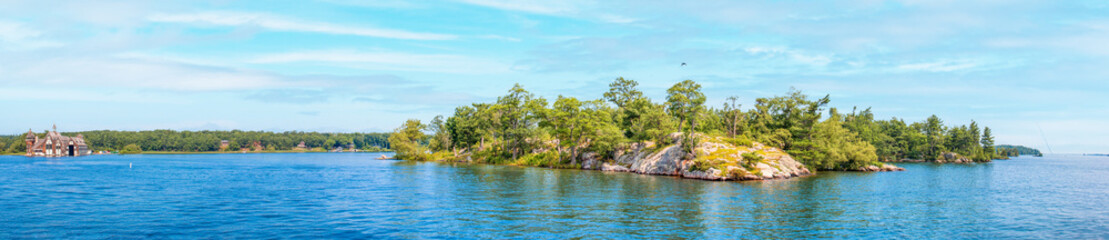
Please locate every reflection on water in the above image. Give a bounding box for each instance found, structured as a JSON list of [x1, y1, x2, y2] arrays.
[[0, 153, 1106, 239]]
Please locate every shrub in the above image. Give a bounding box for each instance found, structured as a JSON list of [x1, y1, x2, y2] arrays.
[[741, 152, 763, 168], [721, 136, 753, 147], [121, 144, 142, 154]]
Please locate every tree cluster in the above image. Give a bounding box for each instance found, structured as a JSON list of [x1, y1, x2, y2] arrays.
[[391, 78, 1008, 170], [996, 144, 1043, 157], [1, 130, 390, 153], [839, 108, 1002, 162]]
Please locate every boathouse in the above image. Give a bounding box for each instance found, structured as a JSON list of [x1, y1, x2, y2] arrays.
[[24, 125, 91, 157]]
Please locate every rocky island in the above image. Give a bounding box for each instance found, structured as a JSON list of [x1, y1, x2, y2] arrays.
[[386, 78, 1004, 182]]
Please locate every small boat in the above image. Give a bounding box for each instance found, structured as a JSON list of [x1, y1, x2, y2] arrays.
[[376, 155, 392, 160]]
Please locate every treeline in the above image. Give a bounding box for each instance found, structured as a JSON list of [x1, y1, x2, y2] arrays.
[[389, 78, 1005, 171], [1, 130, 390, 153], [840, 108, 1001, 162], [996, 145, 1043, 157]]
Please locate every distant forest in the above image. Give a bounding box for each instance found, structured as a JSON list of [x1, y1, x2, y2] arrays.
[[996, 145, 1044, 157], [1, 130, 390, 153]]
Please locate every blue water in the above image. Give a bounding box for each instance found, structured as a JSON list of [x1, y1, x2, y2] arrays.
[[0, 153, 1106, 239]]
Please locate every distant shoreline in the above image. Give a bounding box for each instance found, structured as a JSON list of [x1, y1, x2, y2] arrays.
[[2, 150, 392, 156]]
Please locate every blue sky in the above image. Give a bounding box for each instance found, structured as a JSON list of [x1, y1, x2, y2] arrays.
[[1, 0, 1107, 153]]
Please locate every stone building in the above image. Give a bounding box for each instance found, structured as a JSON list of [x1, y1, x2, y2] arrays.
[[25, 125, 90, 157]]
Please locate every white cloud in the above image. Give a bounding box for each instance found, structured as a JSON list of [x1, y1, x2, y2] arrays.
[[477, 34, 522, 42], [319, 0, 423, 9], [454, 0, 578, 15], [453, 0, 636, 24], [896, 59, 980, 72], [0, 20, 64, 50], [148, 11, 457, 40], [250, 50, 512, 74], [4, 57, 289, 91]]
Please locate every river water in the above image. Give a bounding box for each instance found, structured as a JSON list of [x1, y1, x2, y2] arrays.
[[0, 153, 1105, 239]]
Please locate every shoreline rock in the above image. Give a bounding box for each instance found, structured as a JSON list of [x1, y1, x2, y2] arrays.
[[852, 164, 905, 172], [881, 152, 986, 164], [595, 135, 813, 181]]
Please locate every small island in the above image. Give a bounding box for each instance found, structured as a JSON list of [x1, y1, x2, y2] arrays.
[[386, 78, 1011, 181]]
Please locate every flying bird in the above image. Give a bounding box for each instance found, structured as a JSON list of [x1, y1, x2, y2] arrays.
[[681, 62, 687, 67]]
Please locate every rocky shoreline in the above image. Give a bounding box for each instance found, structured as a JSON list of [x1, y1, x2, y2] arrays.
[[881, 152, 983, 164], [582, 135, 815, 181]]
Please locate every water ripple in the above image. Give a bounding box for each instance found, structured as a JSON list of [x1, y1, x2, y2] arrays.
[[0, 153, 1106, 239]]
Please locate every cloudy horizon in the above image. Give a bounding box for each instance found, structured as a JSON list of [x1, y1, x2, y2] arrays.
[[2, 1, 1107, 153]]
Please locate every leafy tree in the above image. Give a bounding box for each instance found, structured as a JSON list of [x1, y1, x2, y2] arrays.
[[625, 98, 676, 143], [981, 127, 996, 159], [121, 144, 142, 154], [546, 96, 624, 164], [428, 115, 452, 152], [495, 84, 547, 160], [806, 109, 878, 170], [604, 77, 650, 138], [603, 77, 644, 109], [666, 80, 706, 158], [388, 119, 429, 160], [747, 88, 829, 163], [665, 80, 706, 133], [721, 96, 745, 138], [921, 115, 946, 159]]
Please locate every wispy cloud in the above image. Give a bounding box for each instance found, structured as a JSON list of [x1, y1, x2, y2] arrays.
[[246, 89, 330, 104], [896, 59, 981, 72], [0, 20, 65, 51], [250, 50, 512, 74], [454, 0, 578, 15], [148, 11, 457, 40], [453, 0, 636, 24], [3, 57, 286, 91]]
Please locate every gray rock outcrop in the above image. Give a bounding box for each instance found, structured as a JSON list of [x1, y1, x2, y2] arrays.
[[599, 135, 812, 181]]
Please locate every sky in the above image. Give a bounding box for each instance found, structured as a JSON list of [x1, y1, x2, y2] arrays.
[[1, 0, 1107, 153]]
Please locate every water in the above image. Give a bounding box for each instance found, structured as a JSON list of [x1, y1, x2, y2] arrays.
[[0, 153, 1106, 239]]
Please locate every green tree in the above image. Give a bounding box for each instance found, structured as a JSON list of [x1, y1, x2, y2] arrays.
[[721, 96, 745, 138], [604, 77, 650, 138], [666, 80, 706, 133], [805, 109, 879, 170], [495, 84, 547, 160], [603, 77, 644, 109], [625, 98, 676, 143], [388, 119, 429, 160], [428, 115, 452, 152], [121, 144, 142, 154], [545, 97, 622, 164], [981, 127, 996, 159], [921, 115, 946, 159], [747, 88, 829, 163]]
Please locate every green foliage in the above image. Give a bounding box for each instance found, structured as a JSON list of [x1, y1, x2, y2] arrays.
[[666, 79, 706, 133], [981, 127, 996, 159], [389, 80, 1006, 171], [740, 152, 763, 166], [513, 151, 578, 168], [388, 119, 430, 161], [803, 111, 878, 170], [5, 140, 25, 153], [721, 96, 746, 138], [996, 145, 1043, 157], [3, 130, 388, 152], [121, 144, 142, 154], [428, 115, 452, 152], [625, 98, 675, 143], [603, 77, 644, 109], [841, 108, 1005, 162], [746, 88, 830, 152], [721, 136, 753, 147]]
